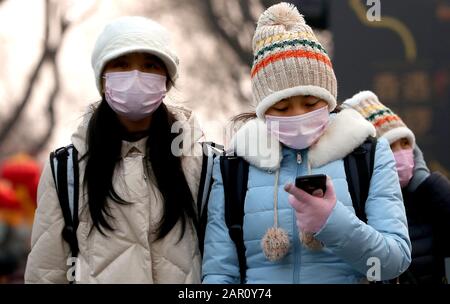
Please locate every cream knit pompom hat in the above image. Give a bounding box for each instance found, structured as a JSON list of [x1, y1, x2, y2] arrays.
[[343, 91, 416, 147], [252, 3, 337, 119]]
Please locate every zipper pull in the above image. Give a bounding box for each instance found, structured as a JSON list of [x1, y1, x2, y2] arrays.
[[296, 151, 302, 164]]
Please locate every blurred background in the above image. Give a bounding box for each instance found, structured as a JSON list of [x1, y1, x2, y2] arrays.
[[0, 0, 449, 283]]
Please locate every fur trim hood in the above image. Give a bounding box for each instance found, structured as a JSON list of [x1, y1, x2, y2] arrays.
[[229, 108, 376, 170]]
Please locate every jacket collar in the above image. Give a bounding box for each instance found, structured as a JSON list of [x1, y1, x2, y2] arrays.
[[71, 101, 204, 158], [229, 108, 376, 170]]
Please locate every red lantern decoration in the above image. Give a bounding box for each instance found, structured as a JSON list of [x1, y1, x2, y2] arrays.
[[0, 153, 41, 205], [0, 179, 21, 210], [0, 178, 22, 226], [0, 154, 41, 226]]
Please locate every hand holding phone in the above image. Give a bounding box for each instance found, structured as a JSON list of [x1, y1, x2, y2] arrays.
[[295, 174, 327, 196], [286, 174, 336, 234]]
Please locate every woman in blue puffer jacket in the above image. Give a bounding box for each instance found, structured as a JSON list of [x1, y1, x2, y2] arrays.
[[201, 3, 411, 284]]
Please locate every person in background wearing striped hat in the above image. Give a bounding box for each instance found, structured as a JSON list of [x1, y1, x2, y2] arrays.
[[343, 91, 450, 284], [202, 3, 411, 284]]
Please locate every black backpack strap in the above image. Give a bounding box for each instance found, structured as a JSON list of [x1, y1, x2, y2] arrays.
[[343, 136, 377, 223], [197, 142, 224, 256], [197, 142, 224, 218], [49, 144, 80, 282], [220, 155, 249, 284], [345, 137, 401, 285]]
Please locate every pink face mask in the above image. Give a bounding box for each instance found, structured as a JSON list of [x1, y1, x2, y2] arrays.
[[393, 148, 414, 188], [266, 106, 329, 150], [104, 70, 167, 121]]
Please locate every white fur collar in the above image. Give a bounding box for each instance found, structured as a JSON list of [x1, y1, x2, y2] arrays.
[[229, 108, 376, 170]]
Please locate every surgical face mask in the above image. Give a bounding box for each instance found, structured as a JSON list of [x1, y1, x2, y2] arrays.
[[265, 106, 329, 150], [393, 148, 414, 188], [104, 70, 167, 121]]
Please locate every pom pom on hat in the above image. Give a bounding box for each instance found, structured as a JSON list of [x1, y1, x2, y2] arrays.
[[257, 2, 305, 28], [251, 2, 337, 119]]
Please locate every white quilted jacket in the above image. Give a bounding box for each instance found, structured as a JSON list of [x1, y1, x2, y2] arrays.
[[25, 103, 204, 283]]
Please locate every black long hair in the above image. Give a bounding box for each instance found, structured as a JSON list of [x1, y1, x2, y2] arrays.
[[82, 99, 197, 241]]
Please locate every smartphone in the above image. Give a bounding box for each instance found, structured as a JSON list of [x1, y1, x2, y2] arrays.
[[295, 174, 327, 195]]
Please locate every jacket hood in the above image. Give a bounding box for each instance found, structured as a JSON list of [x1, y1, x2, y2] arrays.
[[229, 108, 376, 170]]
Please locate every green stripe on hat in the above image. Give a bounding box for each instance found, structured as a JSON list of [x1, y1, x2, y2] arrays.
[[254, 38, 327, 62], [366, 108, 395, 122]]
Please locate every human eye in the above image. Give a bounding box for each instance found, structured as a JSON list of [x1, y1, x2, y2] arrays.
[[273, 101, 289, 111], [144, 62, 159, 69], [306, 98, 320, 107], [273, 106, 288, 112], [142, 60, 165, 74], [111, 60, 128, 69], [401, 138, 412, 149]]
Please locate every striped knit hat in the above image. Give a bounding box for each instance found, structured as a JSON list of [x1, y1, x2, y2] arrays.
[[252, 2, 337, 119], [343, 91, 416, 147]]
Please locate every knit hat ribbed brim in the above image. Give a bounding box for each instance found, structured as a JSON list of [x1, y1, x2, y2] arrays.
[[251, 2, 337, 119], [342, 91, 416, 147]]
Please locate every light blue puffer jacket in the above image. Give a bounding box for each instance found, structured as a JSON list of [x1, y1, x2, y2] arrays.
[[202, 109, 411, 284]]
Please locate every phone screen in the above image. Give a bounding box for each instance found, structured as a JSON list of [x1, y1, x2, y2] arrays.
[[295, 174, 327, 195]]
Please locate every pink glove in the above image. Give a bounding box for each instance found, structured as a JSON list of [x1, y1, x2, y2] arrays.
[[284, 176, 337, 234]]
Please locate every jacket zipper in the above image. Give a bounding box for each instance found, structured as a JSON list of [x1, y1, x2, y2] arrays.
[[293, 150, 303, 284], [296, 151, 302, 176], [297, 151, 302, 164]]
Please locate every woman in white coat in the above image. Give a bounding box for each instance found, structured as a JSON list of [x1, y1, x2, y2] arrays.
[[25, 16, 203, 283]]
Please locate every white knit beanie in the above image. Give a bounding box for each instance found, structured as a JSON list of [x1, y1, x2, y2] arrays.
[[252, 3, 337, 119], [91, 16, 179, 94]]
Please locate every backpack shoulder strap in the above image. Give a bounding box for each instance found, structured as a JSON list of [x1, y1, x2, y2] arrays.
[[343, 136, 377, 223], [220, 154, 249, 284], [197, 142, 223, 256], [344, 137, 400, 284], [49, 144, 80, 259], [197, 142, 224, 217]]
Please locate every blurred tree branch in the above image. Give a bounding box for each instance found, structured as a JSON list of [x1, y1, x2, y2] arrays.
[[238, 0, 255, 28], [0, 0, 51, 149], [0, 0, 98, 156], [30, 8, 61, 156], [199, 0, 271, 105], [196, 0, 286, 105], [260, 0, 279, 10], [200, 0, 254, 67], [31, 0, 99, 155]]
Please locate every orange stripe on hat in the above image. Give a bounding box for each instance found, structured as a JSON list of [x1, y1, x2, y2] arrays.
[[251, 49, 332, 78], [373, 115, 401, 128]]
